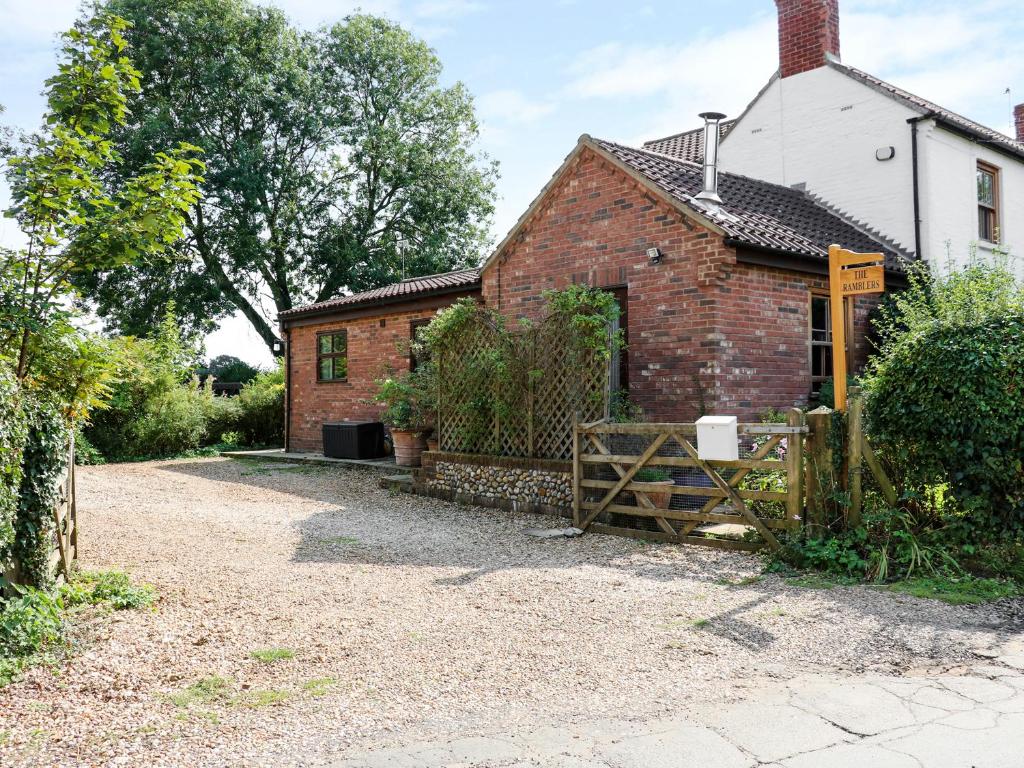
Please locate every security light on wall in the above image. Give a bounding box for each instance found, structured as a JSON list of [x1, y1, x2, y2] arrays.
[[646, 247, 663, 264]]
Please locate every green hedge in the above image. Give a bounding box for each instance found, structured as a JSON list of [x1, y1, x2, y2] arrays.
[[865, 262, 1024, 534]]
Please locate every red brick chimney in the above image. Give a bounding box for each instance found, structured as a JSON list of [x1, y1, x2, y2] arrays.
[[776, 0, 841, 78], [1015, 103, 1024, 143]]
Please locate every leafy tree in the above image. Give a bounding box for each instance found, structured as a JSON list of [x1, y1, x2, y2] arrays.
[[0, 14, 203, 388], [206, 355, 259, 384], [75, 0, 497, 354]]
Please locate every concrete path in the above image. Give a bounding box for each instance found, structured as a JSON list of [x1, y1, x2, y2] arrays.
[[332, 640, 1024, 768]]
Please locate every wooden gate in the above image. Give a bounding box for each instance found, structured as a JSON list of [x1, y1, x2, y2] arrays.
[[572, 410, 807, 551]]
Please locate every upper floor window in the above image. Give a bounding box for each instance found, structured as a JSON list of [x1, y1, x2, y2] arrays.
[[977, 162, 1000, 243], [317, 330, 348, 381]]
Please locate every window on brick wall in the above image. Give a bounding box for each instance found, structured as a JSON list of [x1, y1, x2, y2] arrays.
[[317, 330, 348, 382], [810, 295, 833, 394], [409, 318, 431, 371], [977, 162, 1000, 243]]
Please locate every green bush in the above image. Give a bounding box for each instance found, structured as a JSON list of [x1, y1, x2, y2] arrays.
[[0, 586, 64, 684], [60, 570, 155, 610], [0, 369, 27, 552], [234, 366, 284, 447], [204, 395, 242, 446], [133, 379, 210, 457], [864, 260, 1024, 534], [72, 428, 105, 466]]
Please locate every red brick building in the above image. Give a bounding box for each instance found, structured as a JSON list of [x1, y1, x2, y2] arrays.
[[279, 130, 906, 453]]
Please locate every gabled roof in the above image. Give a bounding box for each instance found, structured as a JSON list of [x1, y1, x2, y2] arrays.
[[642, 120, 737, 162], [279, 268, 480, 321], [827, 61, 1024, 161], [596, 139, 908, 271]]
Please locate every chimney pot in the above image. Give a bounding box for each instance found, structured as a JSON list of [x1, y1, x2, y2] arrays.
[[776, 0, 840, 79], [1015, 103, 1024, 143], [695, 112, 727, 208]]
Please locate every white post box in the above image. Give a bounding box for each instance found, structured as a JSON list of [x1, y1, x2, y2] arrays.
[[695, 415, 738, 461]]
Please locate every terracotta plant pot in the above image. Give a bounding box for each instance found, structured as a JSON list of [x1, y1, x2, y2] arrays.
[[391, 429, 425, 467], [426, 437, 439, 452], [642, 480, 676, 510]]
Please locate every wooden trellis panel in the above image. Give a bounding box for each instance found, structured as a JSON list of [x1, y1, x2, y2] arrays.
[[436, 311, 608, 460]]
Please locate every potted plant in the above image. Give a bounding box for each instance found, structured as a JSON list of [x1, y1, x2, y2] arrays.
[[374, 372, 428, 467], [634, 467, 675, 510]]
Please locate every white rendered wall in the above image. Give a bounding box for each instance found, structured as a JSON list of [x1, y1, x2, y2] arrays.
[[719, 66, 920, 256], [918, 122, 1024, 278]]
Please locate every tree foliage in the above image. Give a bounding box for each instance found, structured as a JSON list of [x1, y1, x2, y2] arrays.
[[76, 0, 497, 352], [0, 13, 203, 384]]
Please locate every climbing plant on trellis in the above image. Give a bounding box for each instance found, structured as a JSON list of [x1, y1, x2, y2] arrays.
[[424, 288, 617, 460]]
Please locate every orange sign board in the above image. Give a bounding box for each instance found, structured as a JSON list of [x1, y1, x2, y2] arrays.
[[840, 264, 884, 296]]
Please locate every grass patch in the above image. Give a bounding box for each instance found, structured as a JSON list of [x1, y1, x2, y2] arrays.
[[170, 676, 232, 708], [244, 689, 290, 708], [887, 577, 1020, 605], [303, 677, 337, 696], [715, 575, 763, 587], [249, 647, 295, 664], [690, 618, 710, 628], [784, 574, 847, 590]]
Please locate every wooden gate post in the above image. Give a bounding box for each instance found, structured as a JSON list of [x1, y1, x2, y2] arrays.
[[804, 406, 833, 537], [847, 387, 864, 528], [786, 408, 805, 528], [571, 412, 581, 528]]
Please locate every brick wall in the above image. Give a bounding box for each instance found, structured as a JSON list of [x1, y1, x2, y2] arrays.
[[776, 0, 840, 79], [285, 301, 471, 452], [1015, 103, 1024, 143], [481, 145, 874, 422]]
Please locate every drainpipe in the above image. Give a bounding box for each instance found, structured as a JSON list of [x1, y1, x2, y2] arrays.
[[907, 113, 935, 261], [282, 325, 292, 452]]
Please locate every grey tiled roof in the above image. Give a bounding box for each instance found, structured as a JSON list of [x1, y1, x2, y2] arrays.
[[829, 62, 1024, 160], [279, 269, 480, 319], [594, 138, 909, 271], [642, 120, 736, 162]]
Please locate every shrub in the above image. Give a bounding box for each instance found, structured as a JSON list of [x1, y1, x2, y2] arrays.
[[234, 365, 284, 447], [204, 395, 242, 445], [0, 586, 64, 684], [72, 428, 105, 466], [133, 379, 210, 457], [0, 368, 27, 552], [60, 570, 155, 610], [863, 260, 1024, 534]]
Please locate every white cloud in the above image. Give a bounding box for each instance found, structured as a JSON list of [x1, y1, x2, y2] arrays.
[[563, 16, 778, 143], [477, 89, 556, 125], [413, 0, 484, 19]]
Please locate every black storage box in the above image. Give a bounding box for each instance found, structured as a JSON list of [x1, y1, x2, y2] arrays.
[[322, 421, 386, 459]]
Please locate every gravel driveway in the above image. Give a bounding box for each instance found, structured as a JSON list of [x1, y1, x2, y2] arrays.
[[0, 457, 1020, 767]]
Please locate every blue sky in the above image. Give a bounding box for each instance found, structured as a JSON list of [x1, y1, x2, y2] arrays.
[[2, 0, 1022, 365]]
